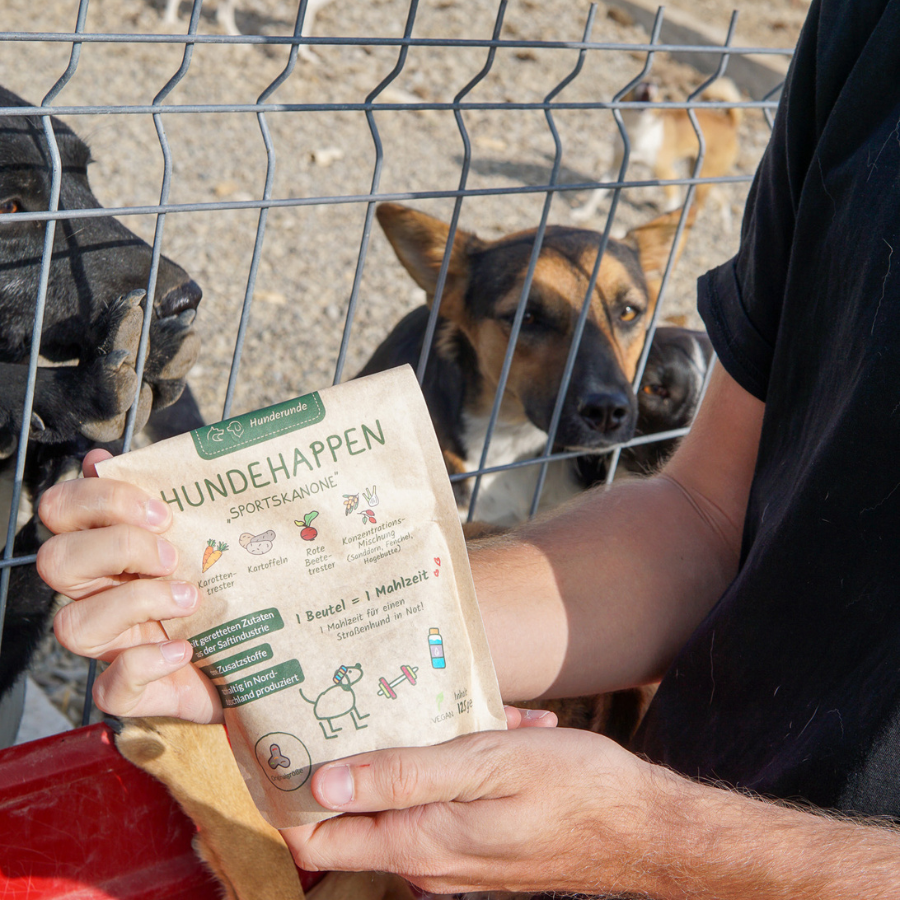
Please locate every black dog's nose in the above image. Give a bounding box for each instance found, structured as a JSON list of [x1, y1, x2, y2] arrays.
[[157, 279, 202, 318], [579, 391, 632, 434]]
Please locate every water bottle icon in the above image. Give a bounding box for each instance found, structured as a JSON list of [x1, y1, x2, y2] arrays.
[[428, 628, 446, 669]]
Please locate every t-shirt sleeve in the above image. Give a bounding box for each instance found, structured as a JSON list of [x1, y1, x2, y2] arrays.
[[698, 0, 824, 402]]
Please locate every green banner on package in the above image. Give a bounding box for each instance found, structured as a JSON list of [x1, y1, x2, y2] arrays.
[[218, 659, 305, 709], [189, 608, 285, 660], [191, 393, 325, 460], [200, 643, 275, 679]]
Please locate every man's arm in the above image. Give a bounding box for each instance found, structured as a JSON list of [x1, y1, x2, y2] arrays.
[[471, 362, 765, 701], [291, 725, 900, 899], [654, 770, 900, 899]]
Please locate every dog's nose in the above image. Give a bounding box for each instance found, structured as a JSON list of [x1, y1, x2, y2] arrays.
[[579, 391, 632, 434], [157, 279, 202, 318]]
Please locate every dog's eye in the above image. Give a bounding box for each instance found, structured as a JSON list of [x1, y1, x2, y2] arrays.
[[500, 310, 538, 328], [0, 199, 20, 215], [620, 305, 640, 322], [642, 383, 669, 398]]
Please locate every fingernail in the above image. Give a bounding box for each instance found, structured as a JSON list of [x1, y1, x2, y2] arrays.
[[160, 640, 188, 664], [144, 499, 169, 527], [170, 582, 197, 609], [523, 709, 553, 720], [157, 539, 177, 571], [319, 765, 354, 807]]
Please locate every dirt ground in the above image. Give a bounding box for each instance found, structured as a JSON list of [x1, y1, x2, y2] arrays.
[[2, 0, 808, 420], [1, 0, 809, 723]]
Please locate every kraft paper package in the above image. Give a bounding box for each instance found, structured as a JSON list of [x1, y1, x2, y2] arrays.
[[97, 365, 506, 828]]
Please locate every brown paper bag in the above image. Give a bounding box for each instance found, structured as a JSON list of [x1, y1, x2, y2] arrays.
[[98, 365, 506, 827]]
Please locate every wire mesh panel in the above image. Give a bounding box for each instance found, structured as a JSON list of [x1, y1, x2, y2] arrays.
[[0, 0, 791, 734]]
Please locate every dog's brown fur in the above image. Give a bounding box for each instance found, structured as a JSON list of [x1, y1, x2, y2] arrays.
[[640, 78, 742, 209], [115, 718, 418, 900], [115, 717, 304, 900]]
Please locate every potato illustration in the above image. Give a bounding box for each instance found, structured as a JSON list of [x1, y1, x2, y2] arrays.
[[239, 530, 276, 555]]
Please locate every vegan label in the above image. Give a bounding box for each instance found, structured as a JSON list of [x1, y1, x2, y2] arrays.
[[217, 659, 305, 708], [189, 608, 285, 660]]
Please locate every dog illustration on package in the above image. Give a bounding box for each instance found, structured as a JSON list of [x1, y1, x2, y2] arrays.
[[299, 664, 370, 739]]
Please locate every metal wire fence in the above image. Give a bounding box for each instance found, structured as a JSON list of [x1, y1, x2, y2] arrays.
[[0, 0, 788, 735]]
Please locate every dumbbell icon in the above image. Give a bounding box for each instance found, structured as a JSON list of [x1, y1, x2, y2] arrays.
[[377, 665, 418, 699]]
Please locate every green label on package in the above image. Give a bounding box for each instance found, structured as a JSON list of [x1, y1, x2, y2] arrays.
[[188, 608, 285, 660], [190, 392, 325, 459], [218, 659, 305, 708], [200, 643, 275, 679]]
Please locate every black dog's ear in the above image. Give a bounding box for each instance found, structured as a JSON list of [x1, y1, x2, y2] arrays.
[[376, 203, 485, 313]]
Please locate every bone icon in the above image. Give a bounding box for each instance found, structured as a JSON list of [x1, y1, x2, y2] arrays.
[[267, 744, 291, 769], [377, 665, 418, 699]]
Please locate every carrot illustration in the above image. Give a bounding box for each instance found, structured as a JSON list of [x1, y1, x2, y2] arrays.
[[202, 539, 228, 573]]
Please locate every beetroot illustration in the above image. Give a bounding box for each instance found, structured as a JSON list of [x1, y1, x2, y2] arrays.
[[295, 510, 319, 541]]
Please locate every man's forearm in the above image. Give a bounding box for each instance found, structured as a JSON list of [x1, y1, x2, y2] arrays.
[[468, 366, 765, 703], [640, 770, 900, 899], [469, 475, 739, 702]]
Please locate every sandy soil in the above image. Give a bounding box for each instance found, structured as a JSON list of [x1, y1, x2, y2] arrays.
[[0, 0, 808, 723], [1, 0, 806, 419]]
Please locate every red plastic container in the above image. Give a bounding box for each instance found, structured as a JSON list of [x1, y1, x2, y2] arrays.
[[0, 724, 322, 898]]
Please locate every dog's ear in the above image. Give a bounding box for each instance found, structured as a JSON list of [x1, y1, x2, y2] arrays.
[[376, 203, 484, 311], [624, 205, 697, 305]]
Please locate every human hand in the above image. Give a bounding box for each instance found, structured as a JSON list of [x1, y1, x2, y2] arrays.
[[283, 725, 675, 896], [37, 448, 222, 723]]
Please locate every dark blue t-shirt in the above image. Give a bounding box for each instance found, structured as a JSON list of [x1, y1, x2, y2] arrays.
[[636, 0, 900, 818]]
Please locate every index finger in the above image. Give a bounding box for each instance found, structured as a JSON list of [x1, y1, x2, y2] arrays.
[[83, 448, 114, 477], [39, 474, 172, 535]]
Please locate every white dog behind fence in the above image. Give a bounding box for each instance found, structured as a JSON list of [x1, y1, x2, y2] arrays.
[[163, 0, 334, 57]]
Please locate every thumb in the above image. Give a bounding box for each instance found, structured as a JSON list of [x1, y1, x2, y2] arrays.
[[311, 731, 514, 813]]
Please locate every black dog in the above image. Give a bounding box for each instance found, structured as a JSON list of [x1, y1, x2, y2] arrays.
[[620, 325, 712, 474], [0, 86, 203, 698]]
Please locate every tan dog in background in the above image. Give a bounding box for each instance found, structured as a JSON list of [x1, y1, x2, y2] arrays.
[[573, 77, 743, 222]]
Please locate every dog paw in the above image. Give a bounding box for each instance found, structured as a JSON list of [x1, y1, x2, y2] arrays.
[[74, 290, 153, 441], [79, 378, 152, 443], [19, 288, 198, 447], [91, 289, 145, 362], [142, 307, 201, 410]]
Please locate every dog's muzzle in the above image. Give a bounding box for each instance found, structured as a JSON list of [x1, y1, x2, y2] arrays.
[[578, 390, 634, 436]]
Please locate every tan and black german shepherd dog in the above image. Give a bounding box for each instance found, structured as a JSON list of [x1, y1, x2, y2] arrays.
[[359, 202, 707, 526], [114, 204, 711, 900]]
